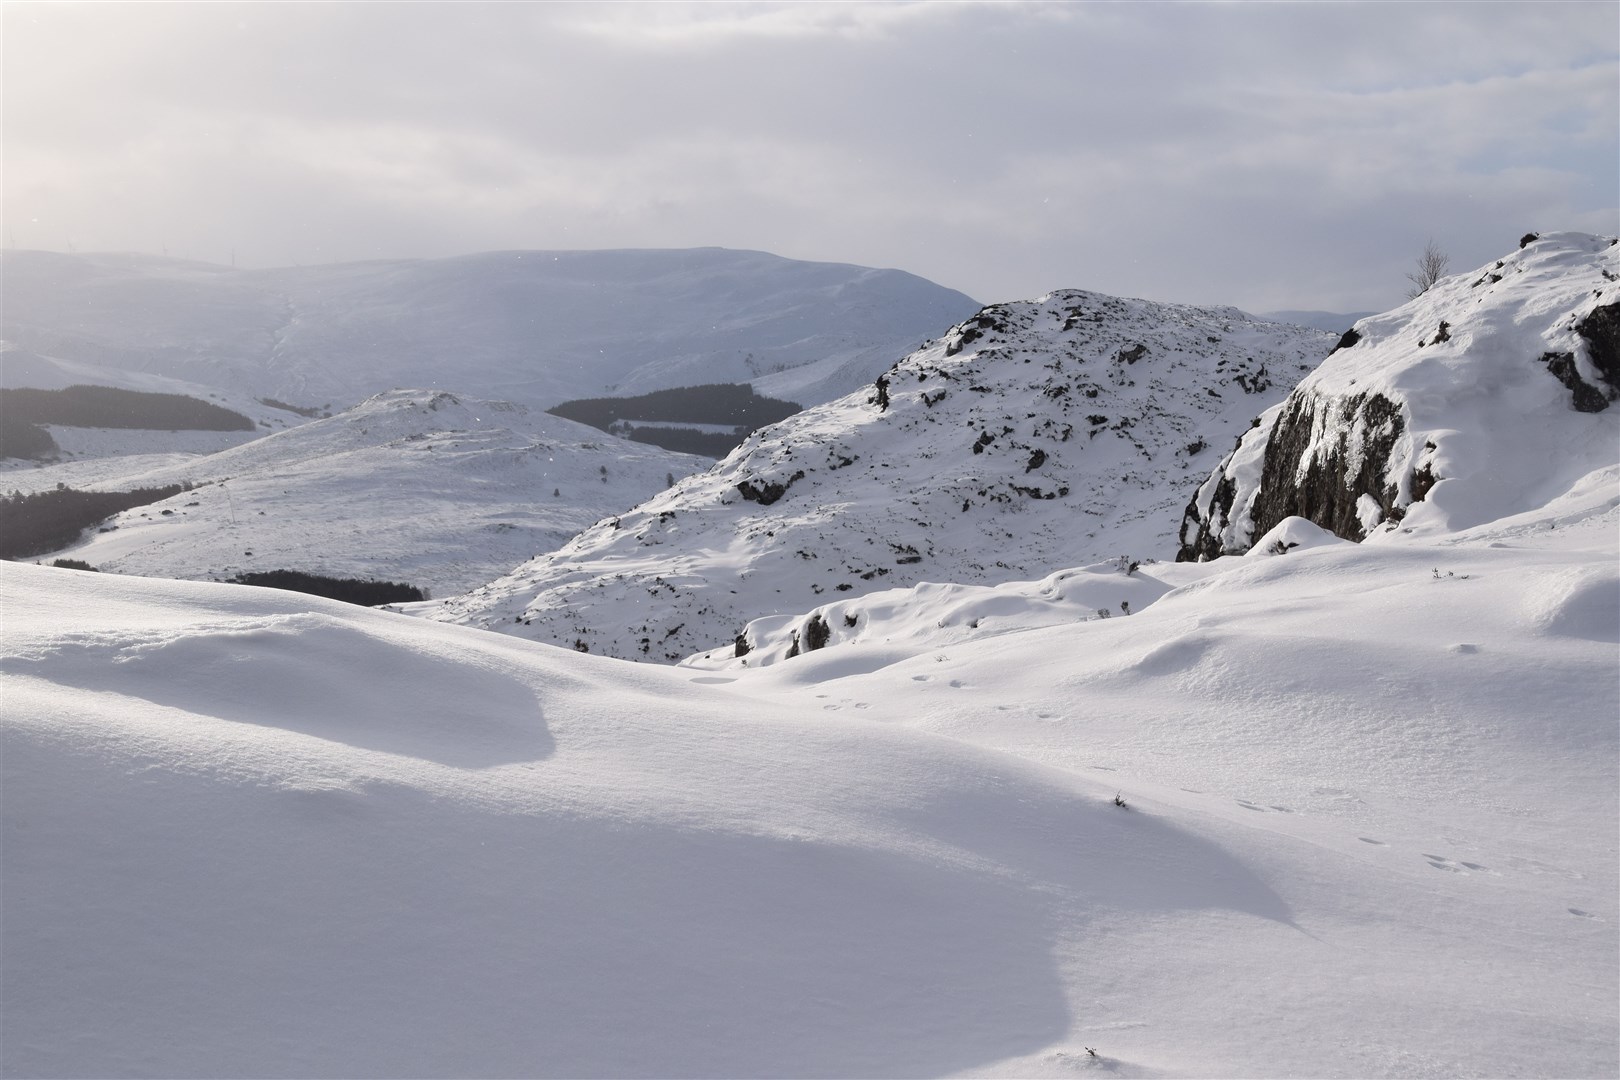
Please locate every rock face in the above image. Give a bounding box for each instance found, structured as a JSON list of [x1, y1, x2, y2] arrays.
[[1180, 232, 1620, 559], [421, 291, 1333, 661]]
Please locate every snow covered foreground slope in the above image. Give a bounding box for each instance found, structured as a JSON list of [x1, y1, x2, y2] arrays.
[[423, 294, 1334, 660], [3, 464, 1615, 1078], [25, 389, 705, 596], [0, 248, 979, 410], [1182, 232, 1619, 557]]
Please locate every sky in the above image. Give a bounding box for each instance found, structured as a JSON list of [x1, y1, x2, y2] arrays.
[[4, 1, 1616, 313]]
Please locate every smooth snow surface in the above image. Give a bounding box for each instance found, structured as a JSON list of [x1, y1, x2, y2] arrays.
[[17, 389, 705, 595], [0, 248, 979, 410], [427, 292, 1334, 660], [4, 466, 1615, 1078]]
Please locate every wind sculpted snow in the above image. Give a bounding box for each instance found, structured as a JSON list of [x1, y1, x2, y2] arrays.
[[3, 458, 1614, 1077]]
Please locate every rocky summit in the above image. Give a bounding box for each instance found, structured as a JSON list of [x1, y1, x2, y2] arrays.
[[422, 292, 1335, 660]]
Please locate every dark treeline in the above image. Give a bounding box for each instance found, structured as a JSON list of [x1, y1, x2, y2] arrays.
[[227, 570, 426, 606], [258, 397, 329, 418], [3, 385, 255, 434], [618, 425, 745, 458], [0, 421, 59, 461], [549, 383, 800, 433], [0, 484, 191, 559]]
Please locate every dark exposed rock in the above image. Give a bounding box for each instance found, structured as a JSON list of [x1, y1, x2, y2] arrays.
[[736, 470, 805, 505], [1576, 302, 1620, 395], [1250, 390, 1406, 542], [1520, 232, 1540, 249], [1009, 483, 1068, 500], [944, 309, 1008, 357], [803, 613, 831, 652], [870, 375, 891, 411], [1328, 328, 1361, 356], [1534, 301, 1619, 412], [1176, 469, 1238, 562], [733, 632, 752, 658], [1540, 352, 1609, 413]]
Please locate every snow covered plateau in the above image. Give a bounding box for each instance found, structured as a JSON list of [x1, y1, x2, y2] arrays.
[[2, 233, 1617, 1078]]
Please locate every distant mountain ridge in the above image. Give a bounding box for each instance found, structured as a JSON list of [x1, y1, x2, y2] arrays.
[[1, 248, 981, 411], [1258, 309, 1379, 333], [421, 291, 1336, 660]]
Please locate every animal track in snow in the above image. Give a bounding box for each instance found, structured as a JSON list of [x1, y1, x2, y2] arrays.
[[1424, 855, 1494, 875]]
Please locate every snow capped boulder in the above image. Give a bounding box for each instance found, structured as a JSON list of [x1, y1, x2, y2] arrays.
[[1179, 232, 1620, 558], [423, 292, 1333, 661], [1243, 516, 1352, 559]]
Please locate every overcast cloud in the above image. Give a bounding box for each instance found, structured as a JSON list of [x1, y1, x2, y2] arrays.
[[4, 1, 1615, 312]]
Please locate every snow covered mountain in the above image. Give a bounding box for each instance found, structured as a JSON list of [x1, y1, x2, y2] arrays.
[[1181, 232, 1619, 559], [4, 449, 1613, 1078], [421, 294, 1335, 660], [0, 248, 980, 411], [5, 234, 1617, 1078], [24, 389, 704, 596], [1257, 308, 1378, 333]]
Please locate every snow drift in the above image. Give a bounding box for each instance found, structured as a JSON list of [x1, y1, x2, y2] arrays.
[[4, 460, 1614, 1077]]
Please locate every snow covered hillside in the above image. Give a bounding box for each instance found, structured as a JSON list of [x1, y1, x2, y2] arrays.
[[24, 390, 704, 596], [0, 248, 980, 411], [3, 457, 1613, 1078], [422, 293, 1335, 660], [1183, 232, 1619, 558]]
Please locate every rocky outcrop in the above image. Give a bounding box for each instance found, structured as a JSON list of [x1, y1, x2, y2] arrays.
[[1541, 302, 1620, 413], [1247, 390, 1407, 542], [1179, 232, 1619, 559]]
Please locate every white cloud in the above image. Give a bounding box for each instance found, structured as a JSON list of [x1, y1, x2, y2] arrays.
[[2, 1, 1614, 311]]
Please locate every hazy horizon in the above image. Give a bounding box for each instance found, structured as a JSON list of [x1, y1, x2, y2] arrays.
[[4, 1, 1616, 313]]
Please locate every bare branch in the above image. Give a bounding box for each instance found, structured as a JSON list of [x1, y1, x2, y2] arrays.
[[1406, 240, 1450, 299]]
